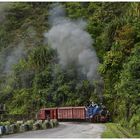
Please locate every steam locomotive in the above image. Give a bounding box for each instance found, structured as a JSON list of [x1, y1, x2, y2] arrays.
[[38, 103, 110, 123]]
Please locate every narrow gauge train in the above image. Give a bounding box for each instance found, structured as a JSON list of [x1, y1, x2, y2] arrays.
[[38, 104, 110, 123]]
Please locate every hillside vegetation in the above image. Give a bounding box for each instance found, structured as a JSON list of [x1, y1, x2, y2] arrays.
[[0, 2, 140, 135]]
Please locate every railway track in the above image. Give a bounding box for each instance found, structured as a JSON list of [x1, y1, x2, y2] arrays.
[[104, 123, 133, 138], [116, 125, 132, 138]]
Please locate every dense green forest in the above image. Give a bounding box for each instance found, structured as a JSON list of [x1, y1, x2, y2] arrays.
[[0, 2, 140, 134]]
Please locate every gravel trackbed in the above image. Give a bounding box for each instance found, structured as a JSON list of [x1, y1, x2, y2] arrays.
[[2, 122, 106, 138]]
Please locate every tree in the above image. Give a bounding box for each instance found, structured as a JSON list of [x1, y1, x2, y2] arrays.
[[116, 43, 140, 121]]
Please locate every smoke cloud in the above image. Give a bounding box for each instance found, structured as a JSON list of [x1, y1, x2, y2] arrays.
[[44, 4, 100, 81], [0, 41, 26, 75], [4, 42, 26, 74]]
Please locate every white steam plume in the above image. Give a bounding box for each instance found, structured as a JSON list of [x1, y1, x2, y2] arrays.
[[44, 4, 100, 81], [4, 42, 25, 74], [0, 41, 26, 75]]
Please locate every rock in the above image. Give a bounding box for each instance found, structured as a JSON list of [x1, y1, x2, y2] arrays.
[[9, 125, 14, 134], [24, 124, 30, 131], [49, 120, 54, 128], [5, 125, 10, 134], [0, 126, 2, 136], [42, 120, 50, 129], [20, 124, 25, 132], [0, 126, 6, 135], [26, 120, 34, 125], [36, 120, 43, 125], [33, 122, 42, 130], [25, 123, 32, 130], [19, 124, 28, 132], [25, 120, 34, 130], [19, 124, 30, 132], [7, 124, 19, 134], [52, 119, 59, 127], [17, 121, 24, 125]]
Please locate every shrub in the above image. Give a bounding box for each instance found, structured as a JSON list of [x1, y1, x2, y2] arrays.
[[0, 121, 10, 126]]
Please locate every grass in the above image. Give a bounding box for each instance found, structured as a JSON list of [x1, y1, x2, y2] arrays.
[[102, 123, 134, 138]]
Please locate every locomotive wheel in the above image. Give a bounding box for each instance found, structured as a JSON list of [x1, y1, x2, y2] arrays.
[[100, 116, 107, 123], [92, 115, 99, 123], [89, 118, 93, 123], [95, 115, 99, 123]]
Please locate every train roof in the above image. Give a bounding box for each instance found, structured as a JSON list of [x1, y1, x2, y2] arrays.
[[58, 106, 85, 109], [40, 106, 85, 110], [40, 107, 57, 110]]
